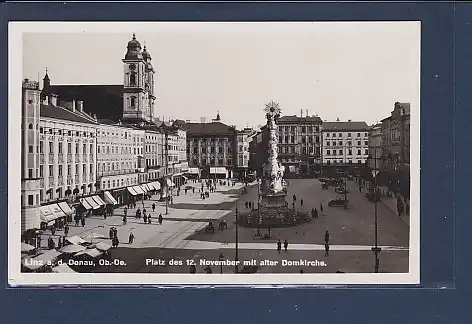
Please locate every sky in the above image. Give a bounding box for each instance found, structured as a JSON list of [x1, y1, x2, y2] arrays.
[[22, 22, 420, 129]]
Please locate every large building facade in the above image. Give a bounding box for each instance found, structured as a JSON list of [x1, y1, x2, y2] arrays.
[[179, 115, 237, 179], [322, 121, 370, 166], [276, 115, 323, 175]]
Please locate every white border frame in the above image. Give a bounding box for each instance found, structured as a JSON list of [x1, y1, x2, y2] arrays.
[[8, 22, 420, 286]]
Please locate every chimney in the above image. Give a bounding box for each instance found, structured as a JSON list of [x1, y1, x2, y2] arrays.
[[348, 119, 352, 122], [336, 117, 340, 122], [306, 109, 308, 117], [61, 99, 76, 112], [76, 100, 84, 112], [42, 95, 49, 105], [300, 109, 303, 117], [50, 94, 58, 106]]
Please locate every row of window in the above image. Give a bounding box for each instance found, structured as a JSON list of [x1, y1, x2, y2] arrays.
[[325, 149, 368, 156], [278, 146, 321, 155], [188, 147, 232, 154], [325, 141, 368, 147], [325, 160, 365, 165], [192, 158, 232, 166], [325, 132, 368, 138], [39, 127, 95, 138], [98, 145, 143, 155], [39, 163, 94, 177], [279, 136, 320, 144], [278, 126, 321, 133], [38, 141, 94, 155]]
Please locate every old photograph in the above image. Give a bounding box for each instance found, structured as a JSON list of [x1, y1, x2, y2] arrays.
[[9, 22, 420, 285]]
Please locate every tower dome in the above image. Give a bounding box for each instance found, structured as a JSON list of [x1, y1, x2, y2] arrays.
[[142, 45, 152, 61], [124, 33, 143, 60]]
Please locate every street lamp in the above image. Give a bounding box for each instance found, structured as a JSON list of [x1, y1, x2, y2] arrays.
[[235, 206, 239, 273], [371, 146, 382, 273], [219, 252, 224, 274]]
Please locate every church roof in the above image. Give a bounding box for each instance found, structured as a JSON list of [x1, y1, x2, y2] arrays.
[[47, 85, 123, 122]]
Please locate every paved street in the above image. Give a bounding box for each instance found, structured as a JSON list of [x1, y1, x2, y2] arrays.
[[39, 178, 410, 273]]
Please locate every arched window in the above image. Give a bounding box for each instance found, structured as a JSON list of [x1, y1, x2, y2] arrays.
[[130, 96, 136, 108], [28, 123, 33, 129], [130, 73, 136, 86]]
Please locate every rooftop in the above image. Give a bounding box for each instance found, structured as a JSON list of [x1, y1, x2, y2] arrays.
[[178, 121, 236, 136], [323, 121, 369, 131], [40, 104, 97, 125], [277, 115, 323, 124]]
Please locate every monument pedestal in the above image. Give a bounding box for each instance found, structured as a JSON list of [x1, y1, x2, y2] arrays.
[[261, 192, 287, 208]]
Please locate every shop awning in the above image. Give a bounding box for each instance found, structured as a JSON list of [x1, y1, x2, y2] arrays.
[[139, 185, 148, 193], [127, 186, 138, 196], [66, 235, 87, 245], [75, 248, 103, 258], [84, 197, 101, 210], [133, 186, 145, 195], [210, 167, 227, 174], [91, 195, 106, 206], [52, 263, 77, 273], [79, 198, 93, 210], [188, 167, 199, 174], [103, 191, 118, 205], [152, 182, 161, 190], [58, 201, 73, 215], [183, 175, 188, 180], [144, 183, 153, 191], [95, 241, 112, 251], [48, 203, 67, 219], [39, 205, 56, 223]]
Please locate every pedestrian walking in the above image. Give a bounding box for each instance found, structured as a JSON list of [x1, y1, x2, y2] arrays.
[[292, 202, 295, 209], [300, 198, 304, 207], [158, 213, 163, 225], [324, 243, 330, 257], [58, 237, 62, 249], [75, 218, 79, 226], [148, 215, 151, 224], [109, 228, 113, 240], [248, 201, 252, 209], [171, 196, 173, 204], [245, 201, 248, 209], [293, 194, 296, 203], [324, 230, 330, 244], [277, 239, 282, 253], [113, 227, 118, 239], [124, 207, 128, 217], [51, 225, 56, 236], [284, 239, 288, 252], [320, 203, 324, 214], [81, 218, 85, 227], [143, 208, 147, 215], [128, 232, 134, 244], [152, 203, 156, 212], [64, 224, 69, 236], [314, 208, 318, 219], [103, 210, 107, 220], [123, 216, 127, 225], [143, 214, 148, 224]]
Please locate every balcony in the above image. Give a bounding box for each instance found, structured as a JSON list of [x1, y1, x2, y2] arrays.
[[48, 176, 54, 185], [58, 155, 64, 163], [75, 175, 79, 183], [39, 178, 44, 188], [48, 153, 54, 163], [97, 169, 136, 177], [82, 175, 87, 182], [40, 154, 45, 164], [67, 176, 72, 185], [67, 154, 72, 163], [75, 154, 80, 161], [90, 154, 94, 161], [58, 175, 64, 186]]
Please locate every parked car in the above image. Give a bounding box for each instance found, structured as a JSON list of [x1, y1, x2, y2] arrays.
[[335, 187, 349, 194], [328, 198, 349, 207]]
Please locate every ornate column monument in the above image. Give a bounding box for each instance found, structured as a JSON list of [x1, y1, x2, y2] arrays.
[[260, 101, 287, 208]]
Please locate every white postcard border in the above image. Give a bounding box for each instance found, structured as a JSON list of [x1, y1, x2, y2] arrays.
[[8, 21, 421, 286]]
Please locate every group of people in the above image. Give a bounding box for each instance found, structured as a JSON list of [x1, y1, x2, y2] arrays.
[[310, 203, 324, 219], [122, 206, 164, 226], [109, 227, 120, 248], [276, 231, 331, 256], [276, 239, 289, 252]]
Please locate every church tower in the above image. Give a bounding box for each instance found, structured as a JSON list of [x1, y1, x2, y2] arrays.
[[142, 45, 156, 123], [21, 79, 41, 243], [122, 34, 152, 123]]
